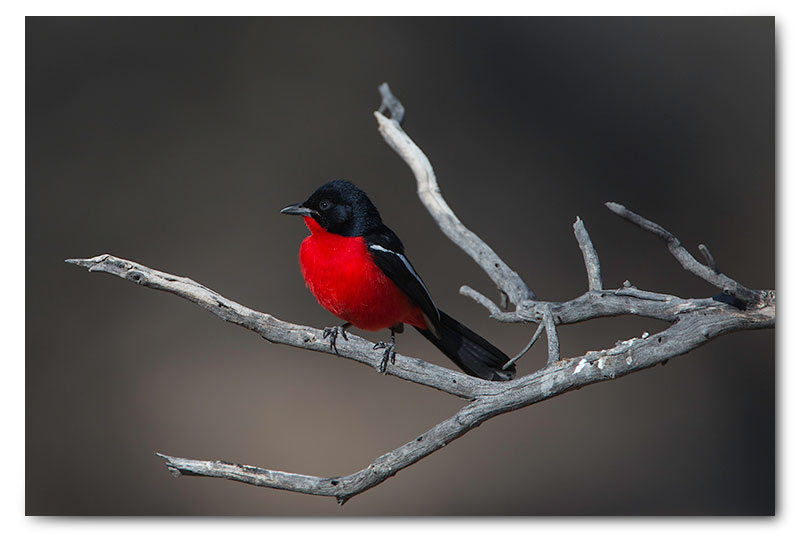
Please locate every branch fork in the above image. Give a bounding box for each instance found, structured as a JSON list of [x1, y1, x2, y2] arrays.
[[66, 83, 774, 504]]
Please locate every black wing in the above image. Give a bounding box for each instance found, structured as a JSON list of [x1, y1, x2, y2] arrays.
[[365, 226, 441, 337]]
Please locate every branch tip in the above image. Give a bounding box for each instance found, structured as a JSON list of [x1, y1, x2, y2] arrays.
[[155, 453, 183, 477], [606, 202, 762, 306], [65, 257, 95, 268], [698, 244, 719, 273], [606, 202, 674, 241], [377, 82, 406, 124], [375, 98, 536, 305], [460, 285, 521, 322], [460, 285, 501, 315], [572, 216, 603, 291]]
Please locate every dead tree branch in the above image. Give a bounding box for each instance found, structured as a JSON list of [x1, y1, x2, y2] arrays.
[[63, 254, 495, 401], [605, 202, 765, 308], [573, 216, 603, 291], [66, 83, 774, 505], [374, 85, 536, 308]]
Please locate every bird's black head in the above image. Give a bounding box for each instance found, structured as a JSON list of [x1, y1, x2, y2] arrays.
[[280, 180, 383, 237]]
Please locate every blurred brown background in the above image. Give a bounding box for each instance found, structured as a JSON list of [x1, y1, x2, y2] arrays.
[[26, 17, 774, 515]]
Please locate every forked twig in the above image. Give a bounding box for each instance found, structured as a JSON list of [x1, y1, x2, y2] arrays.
[[66, 83, 774, 505]]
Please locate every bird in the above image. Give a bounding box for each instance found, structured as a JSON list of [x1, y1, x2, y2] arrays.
[[280, 179, 515, 381]]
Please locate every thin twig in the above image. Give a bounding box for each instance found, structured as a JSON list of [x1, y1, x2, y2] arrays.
[[698, 244, 719, 273], [377, 82, 406, 124], [542, 306, 561, 365], [605, 202, 764, 306], [503, 321, 545, 370], [374, 108, 536, 307], [458, 285, 524, 322], [573, 216, 603, 291]]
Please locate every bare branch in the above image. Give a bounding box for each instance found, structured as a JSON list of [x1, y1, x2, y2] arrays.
[[503, 321, 545, 370], [458, 285, 523, 322], [153, 294, 772, 502], [517, 291, 721, 324], [605, 202, 765, 306], [614, 285, 668, 301], [542, 306, 561, 365], [156, 398, 500, 505], [573, 216, 603, 291], [66, 247, 773, 504], [698, 243, 719, 273], [377, 82, 405, 124], [64, 255, 498, 400], [374, 108, 536, 307], [66, 84, 775, 505]]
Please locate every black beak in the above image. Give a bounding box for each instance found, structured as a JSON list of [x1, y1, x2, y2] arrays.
[[280, 203, 318, 217]]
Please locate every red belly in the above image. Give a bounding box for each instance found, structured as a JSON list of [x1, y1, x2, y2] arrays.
[[299, 227, 426, 331]]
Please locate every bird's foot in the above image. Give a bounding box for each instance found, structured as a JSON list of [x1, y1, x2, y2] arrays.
[[373, 340, 396, 373], [322, 323, 350, 354]]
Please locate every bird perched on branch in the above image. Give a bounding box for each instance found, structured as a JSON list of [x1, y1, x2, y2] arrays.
[[281, 179, 515, 381]]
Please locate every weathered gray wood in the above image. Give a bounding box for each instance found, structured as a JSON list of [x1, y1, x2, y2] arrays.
[[152, 291, 772, 504], [374, 111, 537, 308], [698, 243, 719, 273], [605, 202, 765, 306], [65, 83, 775, 505], [377, 82, 405, 124], [542, 306, 561, 365], [64, 255, 495, 400], [503, 321, 545, 370], [573, 216, 603, 291]]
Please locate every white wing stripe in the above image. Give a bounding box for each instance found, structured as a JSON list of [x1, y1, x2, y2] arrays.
[[368, 243, 437, 311]]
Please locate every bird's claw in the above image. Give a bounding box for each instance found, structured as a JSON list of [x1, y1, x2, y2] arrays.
[[323, 325, 349, 354], [373, 341, 396, 373]]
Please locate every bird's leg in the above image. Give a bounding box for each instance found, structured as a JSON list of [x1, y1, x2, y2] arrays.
[[374, 325, 398, 373], [322, 322, 351, 354]]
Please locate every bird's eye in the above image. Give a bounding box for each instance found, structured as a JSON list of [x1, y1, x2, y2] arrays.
[[319, 200, 331, 211]]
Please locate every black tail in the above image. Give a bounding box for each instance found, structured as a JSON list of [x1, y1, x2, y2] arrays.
[[414, 310, 516, 381]]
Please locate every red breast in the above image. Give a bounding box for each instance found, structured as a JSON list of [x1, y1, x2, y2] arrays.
[[298, 217, 427, 331]]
